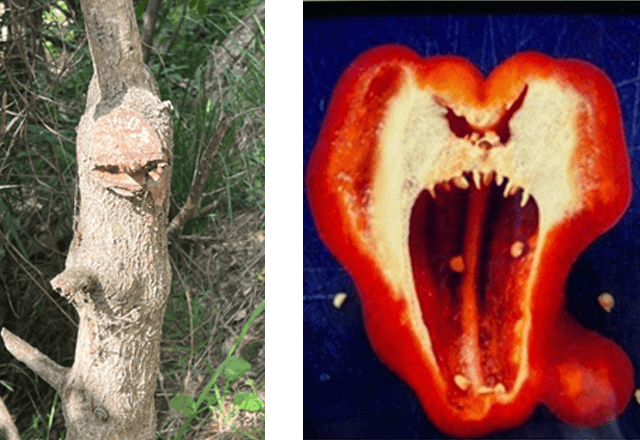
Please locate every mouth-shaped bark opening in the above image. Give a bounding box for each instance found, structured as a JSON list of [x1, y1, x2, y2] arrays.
[[409, 171, 539, 401]]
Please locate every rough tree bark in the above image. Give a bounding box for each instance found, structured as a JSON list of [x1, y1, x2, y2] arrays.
[[1, 0, 173, 438]]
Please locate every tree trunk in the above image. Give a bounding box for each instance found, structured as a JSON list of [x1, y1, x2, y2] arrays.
[[1, 0, 174, 438], [141, 0, 162, 64], [202, 1, 265, 102]]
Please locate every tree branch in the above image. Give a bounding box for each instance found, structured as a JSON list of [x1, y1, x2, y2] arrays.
[[0, 394, 20, 440], [1, 327, 69, 394], [167, 113, 232, 240], [141, 0, 161, 64], [80, 0, 147, 96]]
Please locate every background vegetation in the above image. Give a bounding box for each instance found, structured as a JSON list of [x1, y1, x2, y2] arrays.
[[0, 0, 265, 438]]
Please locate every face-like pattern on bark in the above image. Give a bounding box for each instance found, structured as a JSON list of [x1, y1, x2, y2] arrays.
[[91, 107, 169, 206]]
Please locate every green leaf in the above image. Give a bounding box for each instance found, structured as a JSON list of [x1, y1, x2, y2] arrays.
[[135, 0, 148, 17], [198, 0, 205, 16], [170, 395, 196, 416], [233, 392, 264, 412], [224, 357, 251, 383], [189, 0, 197, 8], [203, 392, 219, 406]]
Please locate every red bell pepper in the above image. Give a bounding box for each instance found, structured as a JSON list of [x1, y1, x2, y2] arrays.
[[306, 45, 634, 437]]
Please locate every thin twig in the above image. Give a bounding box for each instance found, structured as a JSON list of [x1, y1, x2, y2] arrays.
[[167, 113, 233, 239]]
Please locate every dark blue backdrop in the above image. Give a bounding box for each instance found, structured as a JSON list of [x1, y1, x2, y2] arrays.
[[303, 6, 640, 439]]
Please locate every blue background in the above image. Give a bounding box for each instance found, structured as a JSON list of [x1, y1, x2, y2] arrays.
[[304, 5, 640, 439]]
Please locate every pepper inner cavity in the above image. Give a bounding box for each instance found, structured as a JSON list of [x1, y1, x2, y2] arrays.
[[408, 171, 539, 390]]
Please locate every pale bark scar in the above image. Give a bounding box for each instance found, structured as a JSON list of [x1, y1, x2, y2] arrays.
[[91, 107, 169, 205]]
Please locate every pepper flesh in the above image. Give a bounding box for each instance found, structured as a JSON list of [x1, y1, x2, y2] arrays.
[[306, 46, 634, 437]]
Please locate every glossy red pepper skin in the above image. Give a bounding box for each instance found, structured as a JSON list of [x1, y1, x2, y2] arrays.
[[306, 45, 634, 437]]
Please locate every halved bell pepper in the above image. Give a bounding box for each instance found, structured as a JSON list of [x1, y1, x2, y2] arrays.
[[306, 45, 634, 437]]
